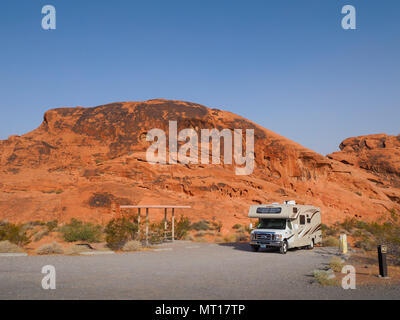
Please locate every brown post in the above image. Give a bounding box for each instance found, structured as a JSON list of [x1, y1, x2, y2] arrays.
[[164, 208, 168, 241], [172, 208, 175, 242], [137, 208, 141, 240], [145, 208, 149, 246]]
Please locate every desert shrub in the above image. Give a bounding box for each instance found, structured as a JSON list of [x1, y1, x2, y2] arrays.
[[0, 240, 24, 253], [33, 229, 49, 242], [312, 270, 338, 286], [46, 220, 58, 232], [60, 218, 103, 243], [105, 217, 138, 250], [236, 232, 249, 242], [329, 256, 344, 272], [195, 231, 206, 237], [191, 220, 211, 231], [175, 215, 191, 240], [323, 236, 339, 247], [211, 220, 223, 232], [354, 239, 376, 251], [183, 234, 194, 241], [321, 224, 338, 237], [194, 237, 207, 243], [223, 234, 237, 243], [148, 221, 167, 244], [65, 244, 88, 255], [232, 224, 242, 230], [36, 242, 64, 255], [0, 223, 30, 245], [122, 240, 142, 252], [339, 217, 358, 232]]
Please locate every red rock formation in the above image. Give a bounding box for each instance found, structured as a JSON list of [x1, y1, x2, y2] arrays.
[[0, 100, 399, 228]]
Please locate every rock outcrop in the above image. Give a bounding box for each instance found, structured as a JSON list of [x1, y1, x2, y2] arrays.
[[0, 100, 399, 227]]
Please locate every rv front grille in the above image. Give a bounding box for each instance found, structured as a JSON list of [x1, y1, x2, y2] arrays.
[[255, 233, 274, 241]]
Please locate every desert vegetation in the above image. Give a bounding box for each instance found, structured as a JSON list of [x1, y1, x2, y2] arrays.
[[0, 240, 25, 253], [322, 209, 400, 262], [0, 221, 30, 246], [60, 218, 103, 243], [36, 242, 64, 255]]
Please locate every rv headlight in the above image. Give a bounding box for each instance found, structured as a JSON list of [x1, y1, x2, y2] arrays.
[[275, 234, 282, 240]]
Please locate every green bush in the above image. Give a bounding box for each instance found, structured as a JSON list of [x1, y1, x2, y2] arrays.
[[232, 224, 242, 230], [46, 220, 58, 232], [60, 219, 103, 243], [0, 223, 30, 246], [175, 215, 191, 240], [105, 217, 138, 250]]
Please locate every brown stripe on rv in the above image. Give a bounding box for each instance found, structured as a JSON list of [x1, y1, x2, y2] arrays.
[[310, 210, 320, 220], [310, 224, 321, 234], [302, 228, 312, 237]]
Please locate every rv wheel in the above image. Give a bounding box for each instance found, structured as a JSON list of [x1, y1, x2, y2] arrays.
[[307, 239, 314, 250], [280, 241, 288, 254], [251, 245, 259, 252]]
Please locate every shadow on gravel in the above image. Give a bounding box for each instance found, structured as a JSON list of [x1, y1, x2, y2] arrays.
[[217, 242, 282, 254]]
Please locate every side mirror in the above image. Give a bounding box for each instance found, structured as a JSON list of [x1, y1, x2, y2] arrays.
[[249, 223, 253, 230]]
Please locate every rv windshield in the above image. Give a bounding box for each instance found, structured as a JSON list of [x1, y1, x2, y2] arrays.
[[257, 219, 286, 230]]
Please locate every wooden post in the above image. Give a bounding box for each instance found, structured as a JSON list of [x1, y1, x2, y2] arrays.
[[172, 208, 175, 242], [145, 208, 149, 246], [137, 208, 141, 240], [164, 208, 168, 241]]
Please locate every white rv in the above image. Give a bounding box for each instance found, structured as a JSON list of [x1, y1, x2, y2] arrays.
[[248, 201, 322, 254]]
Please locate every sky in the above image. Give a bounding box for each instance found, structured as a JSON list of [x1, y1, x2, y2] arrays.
[[0, 0, 399, 155]]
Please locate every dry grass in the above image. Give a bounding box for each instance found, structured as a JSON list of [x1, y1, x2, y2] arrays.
[[323, 236, 340, 247], [0, 240, 24, 253], [64, 244, 88, 255], [36, 242, 64, 255], [329, 256, 345, 272], [312, 270, 338, 286], [222, 234, 237, 243], [122, 240, 142, 252]]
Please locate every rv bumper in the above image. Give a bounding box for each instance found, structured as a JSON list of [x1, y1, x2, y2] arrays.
[[250, 240, 283, 247]]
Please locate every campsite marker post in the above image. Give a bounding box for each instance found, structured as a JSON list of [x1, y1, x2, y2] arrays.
[[378, 245, 388, 278]]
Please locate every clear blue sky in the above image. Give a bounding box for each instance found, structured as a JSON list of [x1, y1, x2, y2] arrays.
[[1, 0, 399, 155]]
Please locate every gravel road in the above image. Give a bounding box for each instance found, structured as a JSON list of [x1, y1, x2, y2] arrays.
[[0, 241, 399, 300]]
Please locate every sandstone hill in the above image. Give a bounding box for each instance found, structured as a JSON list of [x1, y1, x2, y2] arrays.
[[0, 99, 399, 228]]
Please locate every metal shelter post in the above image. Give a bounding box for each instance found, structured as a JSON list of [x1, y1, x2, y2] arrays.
[[164, 208, 168, 241], [172, 208, 175, 242], [145, 208, 149, 246], [137, 208, 141, 240]]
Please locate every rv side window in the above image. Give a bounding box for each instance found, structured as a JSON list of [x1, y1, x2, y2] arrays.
[[299, 215, 306, 225]]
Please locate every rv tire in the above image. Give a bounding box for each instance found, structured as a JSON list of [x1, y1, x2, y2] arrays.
[[280, 241, 288, 254]]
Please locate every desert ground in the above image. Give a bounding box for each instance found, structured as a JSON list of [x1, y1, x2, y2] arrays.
[[1, 241, 399, 300]]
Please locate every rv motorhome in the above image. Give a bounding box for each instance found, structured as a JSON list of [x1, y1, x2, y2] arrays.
[[248, 201, 322, 254]]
